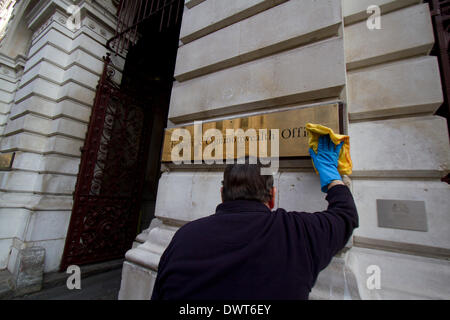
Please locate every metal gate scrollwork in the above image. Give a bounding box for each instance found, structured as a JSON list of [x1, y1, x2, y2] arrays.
[[60, 54, 151, 270], [425, 0, 450, 184]]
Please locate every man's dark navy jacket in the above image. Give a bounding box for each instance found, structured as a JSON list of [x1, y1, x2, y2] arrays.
[[151, 185, 358, 300]]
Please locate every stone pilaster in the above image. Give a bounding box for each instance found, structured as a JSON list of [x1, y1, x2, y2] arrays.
[[343, 0, 450, 299]]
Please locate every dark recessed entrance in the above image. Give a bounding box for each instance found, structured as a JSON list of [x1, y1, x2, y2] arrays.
[[60, 0, 184, 270]]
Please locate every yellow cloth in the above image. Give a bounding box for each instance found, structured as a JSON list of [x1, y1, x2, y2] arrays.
[[306, 123, 353, 176]]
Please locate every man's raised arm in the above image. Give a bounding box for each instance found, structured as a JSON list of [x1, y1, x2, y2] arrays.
[[302, 135, 359, 273]]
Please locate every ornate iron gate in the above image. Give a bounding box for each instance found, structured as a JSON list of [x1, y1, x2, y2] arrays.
[[108, 0, 183, 58], [60, 55, 152, 270], [427, 0, 449, 124], [60, 0, 184, 270]]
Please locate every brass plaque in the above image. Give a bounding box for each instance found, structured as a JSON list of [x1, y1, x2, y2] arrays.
[[162, 103, 342, 162], [377, 199, 428, 232], [0, 152, 14, 170]]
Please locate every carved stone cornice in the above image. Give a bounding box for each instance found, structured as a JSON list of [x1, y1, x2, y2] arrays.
[[25, 0, 118, 34]]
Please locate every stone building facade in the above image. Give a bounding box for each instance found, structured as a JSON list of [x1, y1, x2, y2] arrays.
[[0, 0, 449, 299], [0, 0, 123, 278], [0, 0, 17, 40]]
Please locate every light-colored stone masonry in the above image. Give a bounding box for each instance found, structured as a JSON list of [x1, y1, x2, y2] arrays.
[[0, 53, 25, 138], [169, 37, 346, 122], [347, 56, 443, 120], [0, 0, 123, 273], [0, 0, 447, 299], [180, 0, 289, 44], [343, 0, 450, 299], [120, 0, 450, 300], [175, 0, 341, 81]]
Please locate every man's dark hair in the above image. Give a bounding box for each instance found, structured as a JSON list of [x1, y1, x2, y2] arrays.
[[222, 163, 274, 203]]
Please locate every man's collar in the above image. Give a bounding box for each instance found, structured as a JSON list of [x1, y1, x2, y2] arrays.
[[215, 199, 272, 215]]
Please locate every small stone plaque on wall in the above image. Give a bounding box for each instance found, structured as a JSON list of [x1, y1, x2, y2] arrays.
[[377, 199, 428, 232]]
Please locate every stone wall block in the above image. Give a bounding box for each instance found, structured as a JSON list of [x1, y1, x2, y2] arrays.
[[344, 3, 434, 70], [175, 0, 341, 81], [169, 37, 346, 122], [349, 116, 450, 174], [352, 179, 450, 250], [277, 172, 329, 213], [118, 261, 157, 300], [343, 0, 421, 25], [154, 171, 223, 223], [347, 247, 450, 299], [13, 246, 45, 295], [348, 56, 444, 120], [180, 0, 288, 44]]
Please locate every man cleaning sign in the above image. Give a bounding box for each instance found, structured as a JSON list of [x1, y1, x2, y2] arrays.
[[151, 130, 358, 300]]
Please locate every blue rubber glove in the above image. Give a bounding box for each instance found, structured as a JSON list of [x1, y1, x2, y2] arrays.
[[309, 135, 344, 193]]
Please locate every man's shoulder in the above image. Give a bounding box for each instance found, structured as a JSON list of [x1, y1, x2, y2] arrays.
[[273, 207, 310, 217], [172, 215, 215, 239]]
